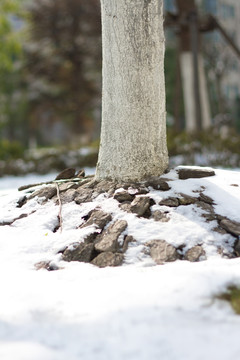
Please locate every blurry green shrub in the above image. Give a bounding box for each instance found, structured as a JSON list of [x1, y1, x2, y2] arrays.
[[89, 138, 100, 150], [167, 127, 240, 156], [0, 139, 24, 160], [217, 286, 240, 315]]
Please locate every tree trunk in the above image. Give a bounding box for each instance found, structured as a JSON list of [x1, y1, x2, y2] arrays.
[[180, 51, 196, 132], [176, 0, 211, 132], [95, 0, 168, 182], [180, 51, 211, 132], [198, 54, 211, 130]]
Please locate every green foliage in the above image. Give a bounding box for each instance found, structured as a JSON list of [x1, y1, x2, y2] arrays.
[[0, 139, 24, 160], [0, 0, 30, 147], [165, 47, 184, 120], [0, 0, 23, 72], [167, 127, 240, 157], [0, 0, 18, 12], [0, 0, 102, 148], [23, 0, 101, 138], [89, 138, 100, 150], [217, 286, 240, 315]]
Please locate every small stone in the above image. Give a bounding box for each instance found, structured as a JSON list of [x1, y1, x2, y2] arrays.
[[152, 210, 170, 222], [218, 247, 236, 259], [95, 220, 128, 253], [178, 193, 197, 205], [192, 186, 206, 193], [35, 261, 59, 271], [28, 186, 57, 201], [145, 177, 171, 191], [216, 214, 225, 222], [202, 213, 217, 222], [55, 168, 76, 180], [122, 235, 135, 253], [117, 182, 140, 190], [75, 188, 93, 204], [62, 243, 95, 262], [114, 190, 134, 203], [76, 169, 85, 178], [213, 226, 227, 235], [178, 168, 215, 180], [83, 232, 99, 244], [91, 252, 124, 268], [0, 213, 29, 226], [184, 245, 205, 262], [230, 184, 239, 187], [133, 187, 149, 195], [17, 196, 27, 208], [234, 239, 240, 256], [119, 202, 132, 212], [198, 193, 214, 205], [59, 189, 78, 204], [94, 180, 116, 194], [0, 220, 12, 226], [159, 197, 179, 207], [80, 209, 112, 230], [107, 187, 116, 197], [196, 201, 214, 212], [81, 179, 98, 189], [145, 240, 179, 264], [117, 183, 149, 195], [130, 196, 151, 217], [220, 218, 240, 237], [59, 182, 79, 192]]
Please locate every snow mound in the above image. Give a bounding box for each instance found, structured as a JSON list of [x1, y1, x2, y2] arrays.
[[1, 166, 240, 360]]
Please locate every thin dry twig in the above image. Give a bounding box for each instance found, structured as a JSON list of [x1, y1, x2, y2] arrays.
[[55, 183, 63, 233], [18, 175, 94, 192]]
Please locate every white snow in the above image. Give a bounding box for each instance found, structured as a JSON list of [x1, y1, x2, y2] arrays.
[[1, 166, 240, 360]]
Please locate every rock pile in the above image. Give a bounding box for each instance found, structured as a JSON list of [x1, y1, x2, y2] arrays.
[[11, 167, 240, 268]]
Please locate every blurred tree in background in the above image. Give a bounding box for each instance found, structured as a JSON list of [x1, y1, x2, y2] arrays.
[[0, 0, 27, 154], [0, 0, 101, 151], [164, 47, 184, 131], [23, 0, 101, 147], [0, 0, 22, 71]]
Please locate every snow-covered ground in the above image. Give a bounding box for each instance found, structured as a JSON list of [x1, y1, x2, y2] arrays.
[[1, 167, 240, 360]]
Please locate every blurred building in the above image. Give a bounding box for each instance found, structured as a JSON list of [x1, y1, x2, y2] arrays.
[[164, 0, 240, 129], [198, 0, 240, 103]]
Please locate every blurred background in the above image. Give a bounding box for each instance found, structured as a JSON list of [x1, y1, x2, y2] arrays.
[[0, 0, 240, 178]]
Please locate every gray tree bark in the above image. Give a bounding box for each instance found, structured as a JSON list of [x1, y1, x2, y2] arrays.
[[180, 52, 211, 132], [95, 0, 168, 182]]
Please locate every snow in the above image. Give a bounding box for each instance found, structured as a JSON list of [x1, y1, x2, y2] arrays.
[[1, 167, 240, 360]]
